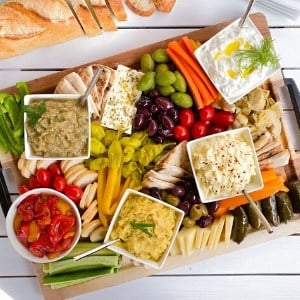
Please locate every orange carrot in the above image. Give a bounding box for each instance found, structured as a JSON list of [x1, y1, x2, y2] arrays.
[[166, 48, 203, 108], [181, 36, 197, 57], [168, 40, 219, 100], [213, 174, 288, 218]]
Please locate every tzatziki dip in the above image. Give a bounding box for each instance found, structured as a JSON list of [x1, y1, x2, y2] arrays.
[[194, 17, 280, 104]]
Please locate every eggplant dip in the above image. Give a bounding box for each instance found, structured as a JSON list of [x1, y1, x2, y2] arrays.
[[26, 99, 89, 158]]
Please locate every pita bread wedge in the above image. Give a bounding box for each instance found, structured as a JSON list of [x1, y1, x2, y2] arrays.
[[259, 149, 290, 169], [81, 219, 101, 238]]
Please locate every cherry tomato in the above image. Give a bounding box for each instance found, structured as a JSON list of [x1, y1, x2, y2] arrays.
[[17, 197, 35, 222], [173, 125, 190, 141], [16, 223, 29, 245], [191, 121, 207, 139], [213, 111, 235, 127], [19, 183, 30, 195], [199, 105, 215, 122], [28, 176, 40, 189], [207, 125, 224, 135], [64, 184, 83, 203], [53, 176, 67, 192], [48, 163, 62, 178], [36, 168, 51, 187], [179, 108, 195, 128], [49, 215, 76, 245], [29, 234, 52, 258]]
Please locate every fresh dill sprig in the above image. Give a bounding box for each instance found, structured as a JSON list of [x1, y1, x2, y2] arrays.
[[24, 102, 46, 127], [130, 221, 154, 237], [236, 38, 280, 74]]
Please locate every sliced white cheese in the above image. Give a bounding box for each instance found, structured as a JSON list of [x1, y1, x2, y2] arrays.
[[100, 65, 143, 133], [224, 214, 234, 247], [200, 227, 211, 250], [194, 227, 204, 250]]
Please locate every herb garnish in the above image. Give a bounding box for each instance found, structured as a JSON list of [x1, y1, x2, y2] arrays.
[[236, 38, 280, 74], [130, 221, 154, 237], [24, 102, 46, 127]]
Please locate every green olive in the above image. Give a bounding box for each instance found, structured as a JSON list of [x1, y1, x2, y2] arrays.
[[137, 71, 156, 91], [151, 48, 170, 63], [155, 63, 169, 73], [182, 216, 196, 228], [189, 204, 203, 220], [140, 53, 155, 72], [155, 71, 176, 87], [165, 194, 181, 207], [159, 85, 175, 96], [171, 92, 193, 108], [173, 70, 187, 92]]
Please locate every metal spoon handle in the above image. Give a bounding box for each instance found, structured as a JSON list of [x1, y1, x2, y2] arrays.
[[243, 190, 273, 234], [79, 66, 103, 106], [73, 238, 120, 261], [239, 0, 256, 28]]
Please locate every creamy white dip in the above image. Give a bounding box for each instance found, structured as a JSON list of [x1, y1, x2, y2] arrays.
[[192, 133, 256, 200], [194, 18, 280, 104]]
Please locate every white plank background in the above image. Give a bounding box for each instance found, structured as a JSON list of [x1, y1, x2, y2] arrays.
[[0, 0, 300, 299]]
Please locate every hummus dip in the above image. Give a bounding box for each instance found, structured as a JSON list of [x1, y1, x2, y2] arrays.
[[192, 133, 256, 200], [26, 99, 89, 158], [110, 194, 177, 261]]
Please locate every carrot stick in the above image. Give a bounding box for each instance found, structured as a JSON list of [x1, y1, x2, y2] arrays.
[[168, 40, 219, 100], [181, 36, 197, 57], [213, 175, 288, 218], [166, 48, 203, 108]]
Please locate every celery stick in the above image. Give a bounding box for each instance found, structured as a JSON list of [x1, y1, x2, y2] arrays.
[[43, 267, 118, 286], [63, 242, 117, 259], [46, 256, 119, 275], [49, 267, 119, 289]]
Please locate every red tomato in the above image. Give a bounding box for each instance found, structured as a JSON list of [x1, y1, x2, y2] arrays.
[[53, 176, 67, 192], [29, 234, 52, 258], [48, 163, 62, 178], [36, 168, 51, 187], [173, 125, 190, 141], [213, 111, 235, 127], [64, 184, 83, 203], [19, 183, 30, 195], [191, 121, 207, 139], [17, 197, 35, 222], [207, 125, 224, 135], [199, 105, 215, 122], [179, 108, 195, 128], [28, 176, 40, 189], [49, 215, 76, 245], [16, 223, 29, 245]]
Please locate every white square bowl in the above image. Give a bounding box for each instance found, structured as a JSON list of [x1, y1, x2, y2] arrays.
[[24, 94, 90, 160], [186, 128, 263, 203], [194, 17, 280, 104], [104, 189, 184, 269]]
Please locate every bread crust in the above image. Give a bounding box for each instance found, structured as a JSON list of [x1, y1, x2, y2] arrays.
[[125, 0, 155, 16]]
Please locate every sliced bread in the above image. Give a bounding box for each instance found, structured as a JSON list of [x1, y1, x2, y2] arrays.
[[153, 0, 176, 13], [125, 0, 155, 16], [106, 0, 127, 21]]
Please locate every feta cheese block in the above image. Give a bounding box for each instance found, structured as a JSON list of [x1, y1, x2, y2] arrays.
[[100, 65, 143, 133]]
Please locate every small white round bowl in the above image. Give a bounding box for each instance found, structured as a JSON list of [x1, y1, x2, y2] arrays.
[[6, 188, 81, 263]]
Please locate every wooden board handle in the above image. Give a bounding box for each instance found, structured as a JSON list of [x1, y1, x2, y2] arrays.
[[0, 167, 12, 217]]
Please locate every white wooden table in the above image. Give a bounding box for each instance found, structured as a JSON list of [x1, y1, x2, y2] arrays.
[[1, 1, 300, 299]]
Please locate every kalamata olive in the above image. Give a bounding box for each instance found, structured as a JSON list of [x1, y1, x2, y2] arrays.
[[155, 96, 174, 111], [133, 113, 145, 130], [171, 185, 186, 197], [184, 190, 199, 205], [150, 103, 159, 114], [184, 178, 197, 191], [156, 110, 168, 122], [139, 108, 152, 118], [162, 115, 175, 130], [167, 107, 179, 123], [147, 119, 158, 137], [137, 96, 152, 108], [149, 89, 160, 98], [196, 214, 214, 228], [178, 200, 191, 216], [207, 201, 220, 214], [149, 187, 163, 200], [153, 135, 165, 144]]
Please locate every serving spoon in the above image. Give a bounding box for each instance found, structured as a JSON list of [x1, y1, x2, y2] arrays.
[[79, 66, 103, 106], [239, 0, 256, 27], [73, 238, 121, 261]]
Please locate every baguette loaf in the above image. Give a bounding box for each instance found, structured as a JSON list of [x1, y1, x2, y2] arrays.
[[106, 0, 127, 21], [89, 0, 117, 31], [0, 0, 84, 60], [66, 0, 102, 36]]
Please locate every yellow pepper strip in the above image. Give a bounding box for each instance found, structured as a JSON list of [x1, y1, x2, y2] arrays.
[[112, 168, 122, 199], [97, 168, 108, 228], [108, 201, 119, 216], [103, 167, 120, 215]]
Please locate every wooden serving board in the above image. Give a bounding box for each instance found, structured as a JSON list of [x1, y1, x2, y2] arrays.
[[1, 13, 300, 300]]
